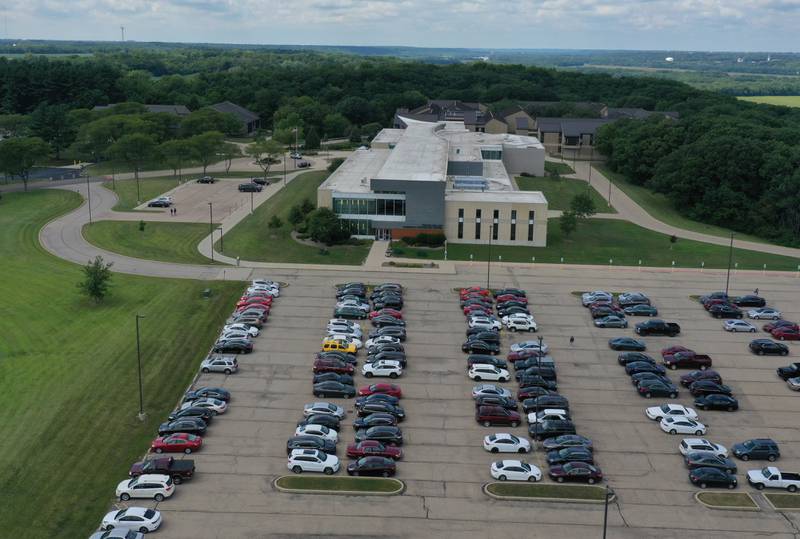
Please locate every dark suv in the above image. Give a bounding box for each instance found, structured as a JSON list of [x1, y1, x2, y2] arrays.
[[238, 183, 263, 192], [475, 405, 521, 427], [529, 419, 576, 440], [732, 438, 780, 461]]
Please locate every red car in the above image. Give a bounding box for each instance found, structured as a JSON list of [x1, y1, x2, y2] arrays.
[[464, 304, 493, 316], [460, 287, 490, 297], [346, 440, 403, 460], [661, 345, 691, 357], [773, 327, 800, 341], [236, 299, 272, 309], [237, 303, 270, 313], [496, 294, 527, 304], [703, 299, 730, 311], [548, 462, 603, 484], [764, 321, 798, 333], [475, 405, 521, 427], [239, 294, 272, 304], [357, 383, 402, 398], [150, 433, 203, 454], [368, 308, 403, 320], [507, 349, 545, 362], [663, 351, 712, 370], [313, 358, 354, 374]]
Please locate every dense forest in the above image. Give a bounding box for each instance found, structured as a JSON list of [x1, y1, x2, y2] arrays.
[[0, 48, 798, 245]]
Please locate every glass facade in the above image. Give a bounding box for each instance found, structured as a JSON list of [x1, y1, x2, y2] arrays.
[[333, 197, 406, 216], [475, 209, 481, 239], [492, 209, 499, 241], [480, 148, 502, 160], [528, 210, 535, 241], [510, 210, 517, 241], [457, 208, 464, 239], [340, 219, 373, 236]]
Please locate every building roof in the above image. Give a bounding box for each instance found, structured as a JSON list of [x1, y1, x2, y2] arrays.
[[91, 104, 191, 116], [603, 107, 680, 120], [319, 147, 392, 194], [537, 118, 612, 136], [374, 118, 449, 183], [209, 101, 260, 123], [445, 190, 547, 205]]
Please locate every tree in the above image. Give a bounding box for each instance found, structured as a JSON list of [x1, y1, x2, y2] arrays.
[[77, 256, 113, 303], [570, 192, 597, 220], [300, 198, 315, 215], [288, 205, 305, 226], [361, 122, 383, 141], [188, 131, 224, 175], [306, 207, 348, 245], [323, 113, 350, 138], [109, 133, 157, 201], [327, 157, 345, 173], [268, 215, 283, 228], [220, 142, 242, 173], [246, 139, 283, 180], [180, 109, 241, 137], [669, 235, 678, 250], [158, 139, 194, 181], [0, 136, 50, 191], [304, 127, 320, 150], [349, 125, 362, 143], [273, 127, 303, 147], [559, 211, 577, 238], [336, 96, 376, 125], [29, 103, 75, 159], [0, 114, 29, 137]]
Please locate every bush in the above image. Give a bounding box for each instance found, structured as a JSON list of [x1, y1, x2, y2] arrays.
[[415, 250, 428, 258], [138, 220, 146, 232], [520, 172, 533, 177], [318, 247, 329, 256], [400, 232, 446, 247], [268, 215, 283, 228], [300, 198, 315, 214], [307, 207, 349, 245], [288, 205, 304, 226], [327, 157, 345, 173]]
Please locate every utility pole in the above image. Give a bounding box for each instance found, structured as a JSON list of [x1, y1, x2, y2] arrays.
[[219, 226, 224, 253], [250, 190, 254, 213], [602, 485, 613, 539], [725, 232, 734, 296], [486, 219, 493, 290], [84, 167, 93, 225], [208, 202, 214, 262], [135, 314, 146, 421]]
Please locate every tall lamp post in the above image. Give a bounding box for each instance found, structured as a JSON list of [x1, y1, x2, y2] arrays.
[[283, 152, 287, 186], [486, 218, 493, 290], [537, 335, 543, 372], [724, 232, 734, 296], [208, 202, 214, 262], [602, 485, 614, 539], [218, 225, 224, 253], [83, 166, 93, 225], [135, 314, 146, 421]]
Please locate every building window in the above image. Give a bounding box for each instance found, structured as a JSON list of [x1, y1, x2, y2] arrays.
[[457, 208, 464, 239], [528, 210, 535, 242], [492, 210, 499, 241], [510, 210, 517, 241], [475, 209, 481, 240]]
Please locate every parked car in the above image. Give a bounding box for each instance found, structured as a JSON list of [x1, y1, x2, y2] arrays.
[[689, 381, 733, 397], [522, 395, 569, 414], [636, 379, 678, 398], [542, 434, 593, 452], [334, 306, 367, 320], [623, 304, 658, 317], [529, 419, 576, 440], [750, 339, 789, 356], [200, 355, 238, 374], [303, 402, 346, 419], [709, 304, 743, 319], [503, 314, 538, 332], [510, 340, 550, 354], [645, 403, 697, 421], [346, 440, 403, 460], [773, 327, 800, 341], [313, 372, 354, 385], [158, 418, 207, 436], [167, 406, 214, 424], [313, 358, 354, 375], [490, 460, 542, 482], [617, 352, 655, 366], [685, 452, 737, 474], [609, 337, 646, 351], [362, 360, 403, 379], [476, 405, 521, 427], [732, 439, 780, 461], [680, 438, 728, 457], [100, 508, 162, 534], [354, 425, 403, 446], [635, 320, 681, 337], [358, 383, 402, 398], [212, 338, 253, 354], [594, 315, 628, 328], [462, 339, 500, 355], [733, 295, 766, 307], [763, 320, 799, 333], [724, 320, 757, 333], [352, 412, 398, 430], [776, 363, 800, 380], [355, 401, 405, 420], [346, 456, 396, 477], [238, 183, 262, 192], [147, 197, 172, 208], [286, 435, 337, 455], [469, 365, 510, 382], [660, 417, 706, 435], [115, 474, 174, 502], [680, 370, 722, 387], [746, 466, 800, 492], [150, 433, 202, 454], [467, 354, 508, 370], [483, 433, 531, 453], [296, 414, 340, 432], [625, 361, 667, 376], [546, 447, 594, 465], [748, 307, 782, 320], [131, 457, 192, 486], [294, 424, 338, 443], [689, 467, 737, 489], [473, 384, 513, 399], [548, 462, 603, 484], [695, 394, 739, 411], [663, 351, 713, 370], [288, 449, 340, 474], [180, 397, 227, 415]]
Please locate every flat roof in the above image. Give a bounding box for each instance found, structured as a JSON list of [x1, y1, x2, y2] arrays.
[[374, 118, 448, 182], [319, 147, 391, 194], [445, 190, 548, 205]]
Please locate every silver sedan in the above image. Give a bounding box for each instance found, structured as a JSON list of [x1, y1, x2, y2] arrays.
[[594, 315, 628, 328]]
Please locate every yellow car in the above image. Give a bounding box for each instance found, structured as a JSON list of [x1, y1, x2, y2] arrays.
[[322, 339, 357, 354]]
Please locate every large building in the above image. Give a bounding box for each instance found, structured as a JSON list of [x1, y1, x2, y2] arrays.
[[318, 118, 549, 246]]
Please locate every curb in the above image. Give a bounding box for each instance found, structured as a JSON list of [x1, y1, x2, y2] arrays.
[[483, 483, 614, 504], [694, 491, 760, 511], [762, 492, 800, 512], [273, 476, 405, 496]]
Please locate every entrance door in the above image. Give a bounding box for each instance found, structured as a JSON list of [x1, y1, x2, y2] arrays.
[[375, 228, 391, 241]]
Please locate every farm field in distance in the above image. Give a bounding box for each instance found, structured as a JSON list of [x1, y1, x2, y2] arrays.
[[738, 96, 800, 107]]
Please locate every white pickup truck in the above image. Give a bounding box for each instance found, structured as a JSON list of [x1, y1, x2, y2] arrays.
[[747, 467, 800, 492]]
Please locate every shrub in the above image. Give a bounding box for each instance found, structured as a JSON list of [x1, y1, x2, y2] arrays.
[[288, 205, 304, 226], [138, 220, 146, 231], [401, 232, 446, 247], [520, 172, 533, 177], [415, 250, 428, 258], [318, 247, 329, 256], [268, 215, 283, 228], [327, 157, 345, 173]]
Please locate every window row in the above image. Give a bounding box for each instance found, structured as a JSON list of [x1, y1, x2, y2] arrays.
[[456, 208, 534, 241], [333, 197, 406, 216]]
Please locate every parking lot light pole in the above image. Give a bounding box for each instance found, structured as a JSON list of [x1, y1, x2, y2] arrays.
[[135, 314, 146, 421], [84, 167, 93, 225], [208, 202, 214, 262], [725, 232, 734, 296], [250, 190, 254, 213], [537, 334, 543, 371], [219, 226, 224, 253], [283, 152, 287, 186], [602, 485, 613, 539], [486, 220, 493, 290]]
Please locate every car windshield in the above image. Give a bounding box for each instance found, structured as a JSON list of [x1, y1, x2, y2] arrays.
[[743, 440, 755, 449], [660, 405, 671, 412]]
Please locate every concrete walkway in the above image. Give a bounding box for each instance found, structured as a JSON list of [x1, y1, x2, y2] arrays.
[[557, 159, 800, 258]]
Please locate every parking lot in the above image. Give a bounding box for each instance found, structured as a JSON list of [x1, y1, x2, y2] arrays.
[[138, 266, 800, 538]]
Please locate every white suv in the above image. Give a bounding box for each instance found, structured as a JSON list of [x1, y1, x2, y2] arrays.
[[200, 355, 238, 374], [503, 314, 538, 332], [116, 474, 175, 502], [288, 449, 340, 474], [526, 408, 569, 424], [679, 438, 728, 457], [468, 365, 510, 382], [362, 360, 403, 379]]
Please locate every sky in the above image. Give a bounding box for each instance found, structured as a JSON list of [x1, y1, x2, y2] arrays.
[[2, 0, 799, 52]]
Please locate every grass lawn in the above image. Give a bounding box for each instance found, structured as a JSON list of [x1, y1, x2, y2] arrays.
[[222, 170, 372, 265], [103, 176, 183, 211], [697, 492, 758, 508], [390, 218, 800, 270], [487, 483, 607, 500], [83, 221, 219, 265], [0, 190, 242, 538], [275, 475, 403, 493], [89, 157, 224, 176], [738, 96, 800, 108], [516, 175, 615, 213], [597, 165, 771, 244], [765, 493, 800, 510], [545, 161, 575, 175]]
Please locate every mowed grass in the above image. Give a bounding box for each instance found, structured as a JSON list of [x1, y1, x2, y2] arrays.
[[275, 475, 403, 493], [697, 492, 758, 508], [597, 165, 771, 244], [765, 492, 800, 509], [222, 170, 371, 265], [545, 161, 575, 175], [516, 175, 615, 213], [738, 96, 800, 108], [487, 483, 607, 500], [390, 218, 800, 270], [103, 176, 183, 211], [82, 221, 219, 265], [0, 190, 242, 538]]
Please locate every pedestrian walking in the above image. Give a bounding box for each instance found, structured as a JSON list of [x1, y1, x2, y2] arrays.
[[569, 336, 575, 346], [754, 288, 759, 295]]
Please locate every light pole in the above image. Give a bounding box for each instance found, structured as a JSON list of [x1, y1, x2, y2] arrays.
[[208, 202, 214, 262], [218, 225, 224, 253], [486, 219, 493, 290], [602, 485, 614, 539], [537, 334, 543, 372], [283, 152, 287, 186], [84, 167, 93, 225], [607, 178, 612, 208], [725, 232, 734, 296], [135, 314, 146, 421], [250, 190, 254, 213]]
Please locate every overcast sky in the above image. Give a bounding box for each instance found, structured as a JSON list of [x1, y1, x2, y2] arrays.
[[2, 0, 798, 52]]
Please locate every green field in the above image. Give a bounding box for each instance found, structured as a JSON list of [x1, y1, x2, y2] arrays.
[[597, 165, 774, 245], [765, 493, 800, 509], [222, 170, 371, 265], [545, 161, 575, 175], [697, 492, 758, 508], [738, 96, 800, 107], [516, 175, 614, 213], [486, 483, 607, 500], [103, 176, 183, 211], [83, 221, 219, 265], [0, 190, 242, 538], [391, 218, 800, 270], [275, 475, 403, 493]]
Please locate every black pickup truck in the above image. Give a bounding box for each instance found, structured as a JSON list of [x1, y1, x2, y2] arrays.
[[129, 456, 195, 484], [635, 319, 681, 337]]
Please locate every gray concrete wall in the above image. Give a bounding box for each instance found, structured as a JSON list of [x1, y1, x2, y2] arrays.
[[502, 145, 545, 177], [371, 178, 445, 228]]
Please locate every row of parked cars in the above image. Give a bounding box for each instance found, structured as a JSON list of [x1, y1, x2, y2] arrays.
[[459, 286, 603, 485], [581, 290, 658, 329], [288, 283, 408, 478], [700, 291, 797, 345], [92, 280, 280, 537]]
